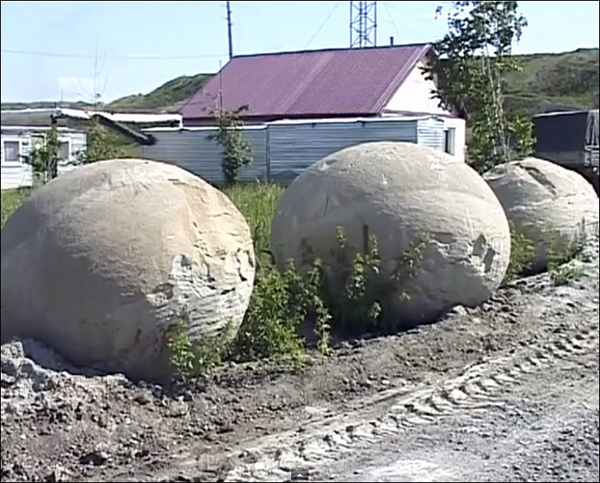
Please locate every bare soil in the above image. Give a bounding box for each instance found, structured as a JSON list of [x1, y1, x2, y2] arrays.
[[1, 235, 598, 483]]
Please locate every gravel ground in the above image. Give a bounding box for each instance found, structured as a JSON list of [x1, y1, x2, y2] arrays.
[[1, 234, 598, 483]]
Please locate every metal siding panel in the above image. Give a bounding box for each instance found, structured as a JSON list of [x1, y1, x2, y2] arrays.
[[268, 119, 418, 181], [416, 117, 445, 151], [141, 128, 267, 185], [1, 164, 33, 190]]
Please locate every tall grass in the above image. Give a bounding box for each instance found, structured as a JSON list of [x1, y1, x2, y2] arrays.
[[1, 183, 283, 243], [223, 182, 284, 266]]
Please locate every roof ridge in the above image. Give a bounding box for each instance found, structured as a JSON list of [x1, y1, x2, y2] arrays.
[[231, 43, 432, 60]]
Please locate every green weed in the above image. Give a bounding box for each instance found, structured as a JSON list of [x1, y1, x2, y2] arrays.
[[503, 220, 536, 284]]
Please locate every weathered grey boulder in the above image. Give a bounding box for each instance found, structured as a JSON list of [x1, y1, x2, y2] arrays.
[[483, 157, 599, 272], [1, 159, 255, 381], [271, 142, 511, 327]]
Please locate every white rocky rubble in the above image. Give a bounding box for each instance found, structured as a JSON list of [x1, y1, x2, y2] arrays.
[[271, 142, 511, 327], [1, 159, 255, 381], [484, 157, 600, 272]]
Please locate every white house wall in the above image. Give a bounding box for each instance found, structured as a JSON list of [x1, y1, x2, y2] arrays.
[[384, 61, 451, 117], [443, 117, 466, 163], [1, 128, 86, 190], [1, 131, 33, 190]]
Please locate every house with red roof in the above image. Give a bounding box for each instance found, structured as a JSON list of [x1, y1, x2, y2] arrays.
[[139, 44, 466, 184], [180, 43, 459, 126]]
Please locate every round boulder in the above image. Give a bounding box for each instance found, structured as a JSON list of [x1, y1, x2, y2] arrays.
[[483, 157, 599, 272], [271, 142, 511, 328], [1, 159, 255, 381]]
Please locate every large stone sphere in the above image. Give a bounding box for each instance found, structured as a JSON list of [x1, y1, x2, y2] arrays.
[[1, 159, 255, 381], [271, 142, 511, 328], [483, 157, 599, 272]]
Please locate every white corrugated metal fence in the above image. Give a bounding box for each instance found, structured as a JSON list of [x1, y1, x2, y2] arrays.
[[141, 116, 456, 184]]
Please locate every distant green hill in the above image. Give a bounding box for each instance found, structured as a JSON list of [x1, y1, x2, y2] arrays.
[[2, 48, 597, 116], [106, 73, 213, 113], [504, 48, 599, 116], [1, 73, 213, 114]]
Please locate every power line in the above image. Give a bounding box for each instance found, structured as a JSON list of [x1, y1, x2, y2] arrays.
[[383, 1, 432, 26], [0, 48, 228, 60], [304, 1, 343, 49], [382, 1, 400, 38]]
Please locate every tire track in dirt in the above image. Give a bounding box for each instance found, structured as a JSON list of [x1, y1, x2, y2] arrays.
[[119, 238, 598, 483], [220, 301, 599, 482]]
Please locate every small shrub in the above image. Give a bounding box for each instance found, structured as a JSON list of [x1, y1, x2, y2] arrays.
[[208, 105, 253, 185], [228, 258, 331, 364], [503, 220, 590, 286], [166, 315, 233, 383], [24, 123, 60, 183], [549, 264, 585, 286], [319, 226, 430, 336], [78, 118, 128, 163], [224, 226, 429, 369], [503, 221, 536, 284], [547, 226, 588, 285], [319, 226, 383, 335]]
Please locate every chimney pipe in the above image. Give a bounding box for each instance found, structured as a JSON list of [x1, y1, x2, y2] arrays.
[[390, 36, 394, 46]]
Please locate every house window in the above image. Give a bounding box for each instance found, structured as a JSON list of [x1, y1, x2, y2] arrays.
[[444, 128, 456, 156], [2, 140, 22, 164]]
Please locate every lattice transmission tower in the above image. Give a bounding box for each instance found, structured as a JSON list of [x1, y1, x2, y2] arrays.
[[350, 1, 377, 48]]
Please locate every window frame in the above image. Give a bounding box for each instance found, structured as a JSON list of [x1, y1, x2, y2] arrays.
[[444, 127, 456, 156], [1, 137, 24, 166]]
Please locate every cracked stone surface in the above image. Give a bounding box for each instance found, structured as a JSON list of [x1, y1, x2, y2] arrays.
[[0, 159, 255, 382], [271, 142, 511, 327], [484, 157, 600, 272]]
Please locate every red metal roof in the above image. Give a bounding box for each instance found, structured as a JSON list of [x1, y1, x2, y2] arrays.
[[180, 44, 433, 120]]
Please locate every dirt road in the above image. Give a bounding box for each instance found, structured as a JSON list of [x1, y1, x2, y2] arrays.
[[1, 235, 598, 483]]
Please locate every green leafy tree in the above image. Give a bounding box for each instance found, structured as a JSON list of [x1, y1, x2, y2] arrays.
[[208, 105, 253, 185], [424, 1, 534, 172], [506, 113, 535, 160], [78, 118, 127, 163]]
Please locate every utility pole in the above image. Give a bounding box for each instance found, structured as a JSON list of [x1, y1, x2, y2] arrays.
[[350, 1, 377, 49], [226, 1, 233, 60]]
